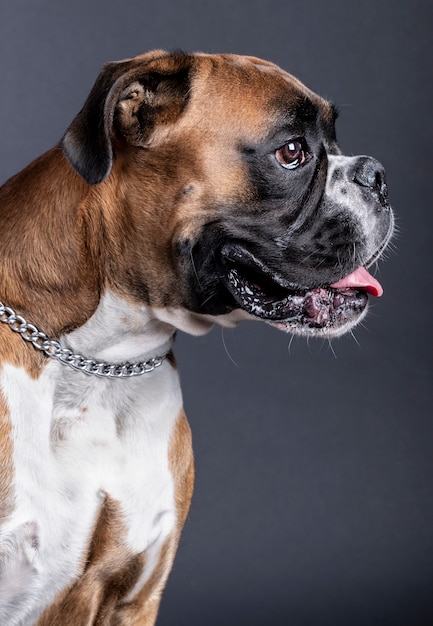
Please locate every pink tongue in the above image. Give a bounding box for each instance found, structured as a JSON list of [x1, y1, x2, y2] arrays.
[[330, 266, 383, 297]]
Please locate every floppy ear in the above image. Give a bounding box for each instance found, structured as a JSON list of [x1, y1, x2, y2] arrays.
[[61, 53, 191, 185]]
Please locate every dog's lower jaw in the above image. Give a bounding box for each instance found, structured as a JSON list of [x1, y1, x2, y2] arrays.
[[150, 292, 369, 340], [269, 302, 369, 338]]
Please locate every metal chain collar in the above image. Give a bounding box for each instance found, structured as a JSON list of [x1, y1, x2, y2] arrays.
[[0, 301, 168, 379]]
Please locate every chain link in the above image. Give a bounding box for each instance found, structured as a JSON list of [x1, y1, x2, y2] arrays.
[[0, 301, 168, 379]]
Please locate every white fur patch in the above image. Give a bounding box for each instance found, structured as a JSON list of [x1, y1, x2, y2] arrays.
[[152, 305, 251, 335], [0, 292, 184, 624]]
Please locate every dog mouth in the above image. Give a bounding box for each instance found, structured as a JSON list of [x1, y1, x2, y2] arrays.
[[221, 244, 383, 332]]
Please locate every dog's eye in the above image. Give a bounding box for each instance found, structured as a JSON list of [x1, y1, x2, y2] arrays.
[[275, 140, 306, 170]]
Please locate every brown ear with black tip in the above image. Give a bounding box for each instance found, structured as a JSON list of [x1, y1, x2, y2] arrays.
[[61, 52, 192, 185]]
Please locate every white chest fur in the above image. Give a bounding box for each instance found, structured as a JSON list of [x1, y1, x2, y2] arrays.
[[0, 294, 183, 625]]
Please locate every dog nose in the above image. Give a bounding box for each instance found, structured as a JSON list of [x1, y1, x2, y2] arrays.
[[352, 156, 388, 206]]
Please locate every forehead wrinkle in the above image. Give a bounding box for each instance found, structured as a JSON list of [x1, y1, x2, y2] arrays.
[[262, 95, 319, 141], [181, 54, 336, 149]]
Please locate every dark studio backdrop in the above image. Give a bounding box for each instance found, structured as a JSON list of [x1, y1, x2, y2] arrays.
[[0, 1, 432, 624]]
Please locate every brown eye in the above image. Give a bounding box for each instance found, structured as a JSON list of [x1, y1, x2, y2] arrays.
[[275, 140, 306, 170]]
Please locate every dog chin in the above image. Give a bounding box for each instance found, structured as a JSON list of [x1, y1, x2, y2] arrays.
[[268, 303, 369, 339]]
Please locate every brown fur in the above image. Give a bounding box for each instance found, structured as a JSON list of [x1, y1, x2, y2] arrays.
[[169, 409, 195, 531], [0, 150, 102, 335], [0, 389, 14, 524]]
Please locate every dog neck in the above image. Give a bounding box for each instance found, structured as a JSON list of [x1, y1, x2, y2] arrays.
[[0, 299, 171, 381], [64, 293, 249, 369], [64, 292, 176, 369]]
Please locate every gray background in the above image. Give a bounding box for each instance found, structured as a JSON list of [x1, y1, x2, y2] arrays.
[[0, 1, 432, 624]]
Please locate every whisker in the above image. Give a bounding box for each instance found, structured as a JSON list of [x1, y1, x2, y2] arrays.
[[200, 291, 217, 308], [327, 338, 337, 359], [358, 319, 372, 332], [313, 256, 326, 270], [349, 329, 360, 347], [221, 328, 239, 368], [190, 248, 204, 293], [287, 333, 295, 354]]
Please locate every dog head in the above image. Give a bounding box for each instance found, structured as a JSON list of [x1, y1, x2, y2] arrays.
[[62, 51, 394, 338]]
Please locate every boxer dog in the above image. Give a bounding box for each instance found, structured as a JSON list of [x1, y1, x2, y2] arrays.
[[0, 50, 393, 624]]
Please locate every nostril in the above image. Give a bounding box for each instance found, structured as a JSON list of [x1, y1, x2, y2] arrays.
[[352, 156, 387, 194], [375, 171, 382, 190], [350, 156, 390, 211]]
